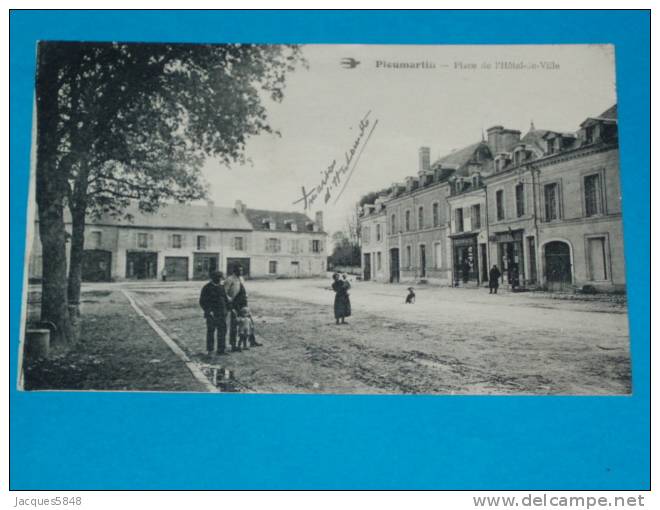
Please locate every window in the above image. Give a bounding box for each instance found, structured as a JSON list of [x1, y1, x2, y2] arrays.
[[268, 261, 278, 274], [496, 190, 505, 221], [544, 183, 559, 221], [376, 223, 382, 242], [471, 204, 481, 229], [587, 236, 608, 281], [390, 214, 397, 234], [418, 206, 424, 229], [515, 183, 525, 217], [137, 233, 149, 248], [289, 239, 301, 253], [265, 238, 281, 252], [406, 245, 412, 268], [432, 202, 439, 227], [585, 125, 595, 145], [311, 240, 321, 253], [363, 226, 371, 244], [455, 208, 464, 233], [434, 242, 442, 269], [196, 235, 208, 250], [377, 252, 382, 270], [233, 237, 244, 251], [514, 150, 524, 166], [171, 234, 182, 249], [584, 174, 603, 216], [405, 210, 411, 231], [90, 231, 102, 249]]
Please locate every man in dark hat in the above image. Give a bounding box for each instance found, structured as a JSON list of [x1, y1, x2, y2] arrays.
[[199, 270, 229, 355]]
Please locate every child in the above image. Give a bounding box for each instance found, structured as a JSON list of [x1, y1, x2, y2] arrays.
[[236, 306, 254, 350]]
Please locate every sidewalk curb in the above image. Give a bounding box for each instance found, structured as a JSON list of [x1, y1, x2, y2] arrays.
[[122, 289, 220, 393]]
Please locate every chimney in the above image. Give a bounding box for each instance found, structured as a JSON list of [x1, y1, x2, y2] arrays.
[[234, 199, 246, 214], [500, 129, 521, 152], [418, 146, 431, 174], [315, 211, 324, 231], [207, 199, 215, 217], [487, 125, 521, 154], [486, 125, 504, 154]]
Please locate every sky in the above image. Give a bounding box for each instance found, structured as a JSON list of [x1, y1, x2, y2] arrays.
[[200, 44, 617, 234]]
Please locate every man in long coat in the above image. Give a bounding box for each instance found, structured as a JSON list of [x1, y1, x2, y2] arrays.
[[489, 264, 502, 294], [199, 270, 229, 354]]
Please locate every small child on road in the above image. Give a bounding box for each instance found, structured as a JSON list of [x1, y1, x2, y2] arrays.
[[236, 306, 255, 350]]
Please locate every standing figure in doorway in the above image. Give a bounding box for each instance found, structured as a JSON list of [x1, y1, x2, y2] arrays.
[[461, 258, 471, 284]]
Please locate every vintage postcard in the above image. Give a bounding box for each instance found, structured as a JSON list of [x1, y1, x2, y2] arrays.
[[20, 43, 629, 395]]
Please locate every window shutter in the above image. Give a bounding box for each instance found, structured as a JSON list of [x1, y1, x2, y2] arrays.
[[206, 235, 211, 248], [133, 232, 138, 248], [148, 233, 154, 248], [167, 234, 172, 248], [181, 234, 186, 248], [309, 240, 313, 252]]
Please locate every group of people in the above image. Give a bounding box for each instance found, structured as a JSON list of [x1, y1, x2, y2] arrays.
[[199, 264, 262, 356]]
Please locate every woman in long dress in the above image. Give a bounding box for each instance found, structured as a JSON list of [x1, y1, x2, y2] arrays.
[[331, 273, 351, 325]]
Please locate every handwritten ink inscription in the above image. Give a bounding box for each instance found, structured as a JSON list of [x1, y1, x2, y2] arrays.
[[293, 111, 378, 210]]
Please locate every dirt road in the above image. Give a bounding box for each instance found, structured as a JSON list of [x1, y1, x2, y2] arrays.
[[128, 278, 630, 395]]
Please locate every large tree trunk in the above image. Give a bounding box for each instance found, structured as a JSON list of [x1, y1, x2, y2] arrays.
[[34, 43, 74, 345], [67, 204, 85, 308], [67, 167, 88, 325]]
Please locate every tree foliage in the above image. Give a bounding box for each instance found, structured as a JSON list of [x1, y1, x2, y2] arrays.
[[358, 187, 391, 207], [34, 41, 305, 342]]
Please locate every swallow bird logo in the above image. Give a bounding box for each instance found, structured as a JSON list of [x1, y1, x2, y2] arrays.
[[340, 57, 361, 69]]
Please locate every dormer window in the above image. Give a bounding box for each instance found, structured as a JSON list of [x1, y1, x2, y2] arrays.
[[585, 125, 595, 144], [284, 220, 298, 232], [513, 149, 525, 166]]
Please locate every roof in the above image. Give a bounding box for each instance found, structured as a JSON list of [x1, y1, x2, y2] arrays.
[[598, 104, 617, 120], [84, 201, 253, 231], [432, 141, 486, 170], [580, 103, 618, 127], [521, 129, 552, 154], [244, 208, 324, 234]]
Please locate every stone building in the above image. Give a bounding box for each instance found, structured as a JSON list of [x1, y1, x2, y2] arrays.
[[28, 200, 327, 282], [242, 203, 327, 278], [359, 104, 624, 292], [359, 196, 388, 281]]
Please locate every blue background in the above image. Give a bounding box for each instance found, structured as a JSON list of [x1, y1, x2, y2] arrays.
[[9, 10, 650, 490]]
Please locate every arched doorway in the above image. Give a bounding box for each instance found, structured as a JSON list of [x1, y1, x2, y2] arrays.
[[544, 241, 572, 291]]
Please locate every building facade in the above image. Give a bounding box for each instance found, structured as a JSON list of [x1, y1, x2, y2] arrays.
[[360, 197, 388, 281], [28, 200, 327, 282], [358, 104, 625, 292], [243, 204, 327, 278]]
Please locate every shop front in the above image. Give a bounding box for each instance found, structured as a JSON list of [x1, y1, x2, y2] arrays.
[[451, 234, 479, 286], [494, 229, 525, 288]]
